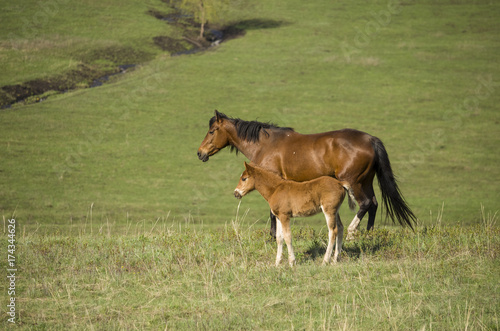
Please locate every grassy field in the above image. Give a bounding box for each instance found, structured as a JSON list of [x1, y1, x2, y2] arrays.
[[7, 212, 500, 329], [0, 0, 499, 228], [1, 0, 499, 328]]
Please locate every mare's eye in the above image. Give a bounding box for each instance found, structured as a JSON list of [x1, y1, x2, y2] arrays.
[[209, 130, 214, 135]]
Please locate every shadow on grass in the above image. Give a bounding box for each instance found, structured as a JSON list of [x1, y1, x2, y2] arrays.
[[303, 229, 396, 262], [231, 18, 290, 30]]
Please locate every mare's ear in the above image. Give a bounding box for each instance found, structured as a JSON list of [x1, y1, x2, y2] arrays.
[[215, 110, 223, 123]]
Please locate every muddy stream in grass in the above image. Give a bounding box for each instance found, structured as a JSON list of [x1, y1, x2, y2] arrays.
[[0, 5, 285, 109]]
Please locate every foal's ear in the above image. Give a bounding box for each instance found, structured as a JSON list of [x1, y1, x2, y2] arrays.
[[243, 162, 251, 173], [244, 162, 255, 174]]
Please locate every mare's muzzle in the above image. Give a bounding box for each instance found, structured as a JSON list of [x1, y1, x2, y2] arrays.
[[197, 151, 209, 162]]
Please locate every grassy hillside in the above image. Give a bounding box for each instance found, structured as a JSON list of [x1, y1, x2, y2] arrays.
[[0, 0, 169, 87]]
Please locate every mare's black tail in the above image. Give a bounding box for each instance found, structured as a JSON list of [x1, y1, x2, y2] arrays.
[[371, 137, 417, 230]]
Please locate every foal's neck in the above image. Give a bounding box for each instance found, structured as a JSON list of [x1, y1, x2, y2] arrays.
[[252, 167, 284, 201]]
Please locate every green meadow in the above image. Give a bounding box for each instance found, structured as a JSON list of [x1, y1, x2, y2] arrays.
[[1, 0, 499, 329]]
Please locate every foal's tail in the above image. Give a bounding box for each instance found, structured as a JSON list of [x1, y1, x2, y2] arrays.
[[341, 183, 357, 212], [371, 136, 417, 230]]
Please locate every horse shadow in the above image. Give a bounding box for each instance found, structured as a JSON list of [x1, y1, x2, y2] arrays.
[[303, 231, 394, 262]]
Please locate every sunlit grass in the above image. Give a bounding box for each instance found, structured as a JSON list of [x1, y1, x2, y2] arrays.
[[10, 209, 499, 329]]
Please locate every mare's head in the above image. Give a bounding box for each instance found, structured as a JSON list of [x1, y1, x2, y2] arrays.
[[234, 162, 256, 199], [197, 110, 231, 162], [198, 110, 294, 162]]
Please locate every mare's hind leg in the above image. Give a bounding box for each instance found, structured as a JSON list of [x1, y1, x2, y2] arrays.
[[270, 211, 277, 239], [346, 183, 376, 240], [366, 196, 378, 231], [322, 207, 338, 265]]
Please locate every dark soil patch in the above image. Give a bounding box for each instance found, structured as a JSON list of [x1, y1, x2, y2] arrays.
[[1, 64, 111, 107], [153, 36, 190, 53], [0, 46, 148, 108], [147, 9, 195, 27], [0, 2, 288, 108], [147, 9, 170, 20], [79, 45, 152, 65], [150, 20, 247, 55], [149, 9, 286, 56], [148, 4, 252, 55]]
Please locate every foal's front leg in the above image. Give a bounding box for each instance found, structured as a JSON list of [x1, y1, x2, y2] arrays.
[[276, 215, 295, 267], [275, 217, 284, 266]]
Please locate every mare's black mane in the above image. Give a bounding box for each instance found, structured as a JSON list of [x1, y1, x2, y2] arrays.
[[209, 112, 294, 143]]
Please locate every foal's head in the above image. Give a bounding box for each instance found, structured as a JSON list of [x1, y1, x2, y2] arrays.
[[234, 162, 256, 199], [197, 110, 230, 162]]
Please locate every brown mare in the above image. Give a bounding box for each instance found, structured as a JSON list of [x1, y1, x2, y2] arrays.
[[197, 110, 416, 239], [234, 162, 356, 266]]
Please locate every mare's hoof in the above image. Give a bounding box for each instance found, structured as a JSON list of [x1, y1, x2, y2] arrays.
[[345, 232, 356, 241]]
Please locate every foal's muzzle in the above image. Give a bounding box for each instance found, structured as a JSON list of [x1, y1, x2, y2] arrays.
[[234, 190, 243, 199]]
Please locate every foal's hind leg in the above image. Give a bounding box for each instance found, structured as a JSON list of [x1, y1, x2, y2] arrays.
[[322, 207, 338, 265], [332, 212, 344, 263]]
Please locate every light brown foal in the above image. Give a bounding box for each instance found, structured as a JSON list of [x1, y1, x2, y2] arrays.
[[234, 162, 356, 267]]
